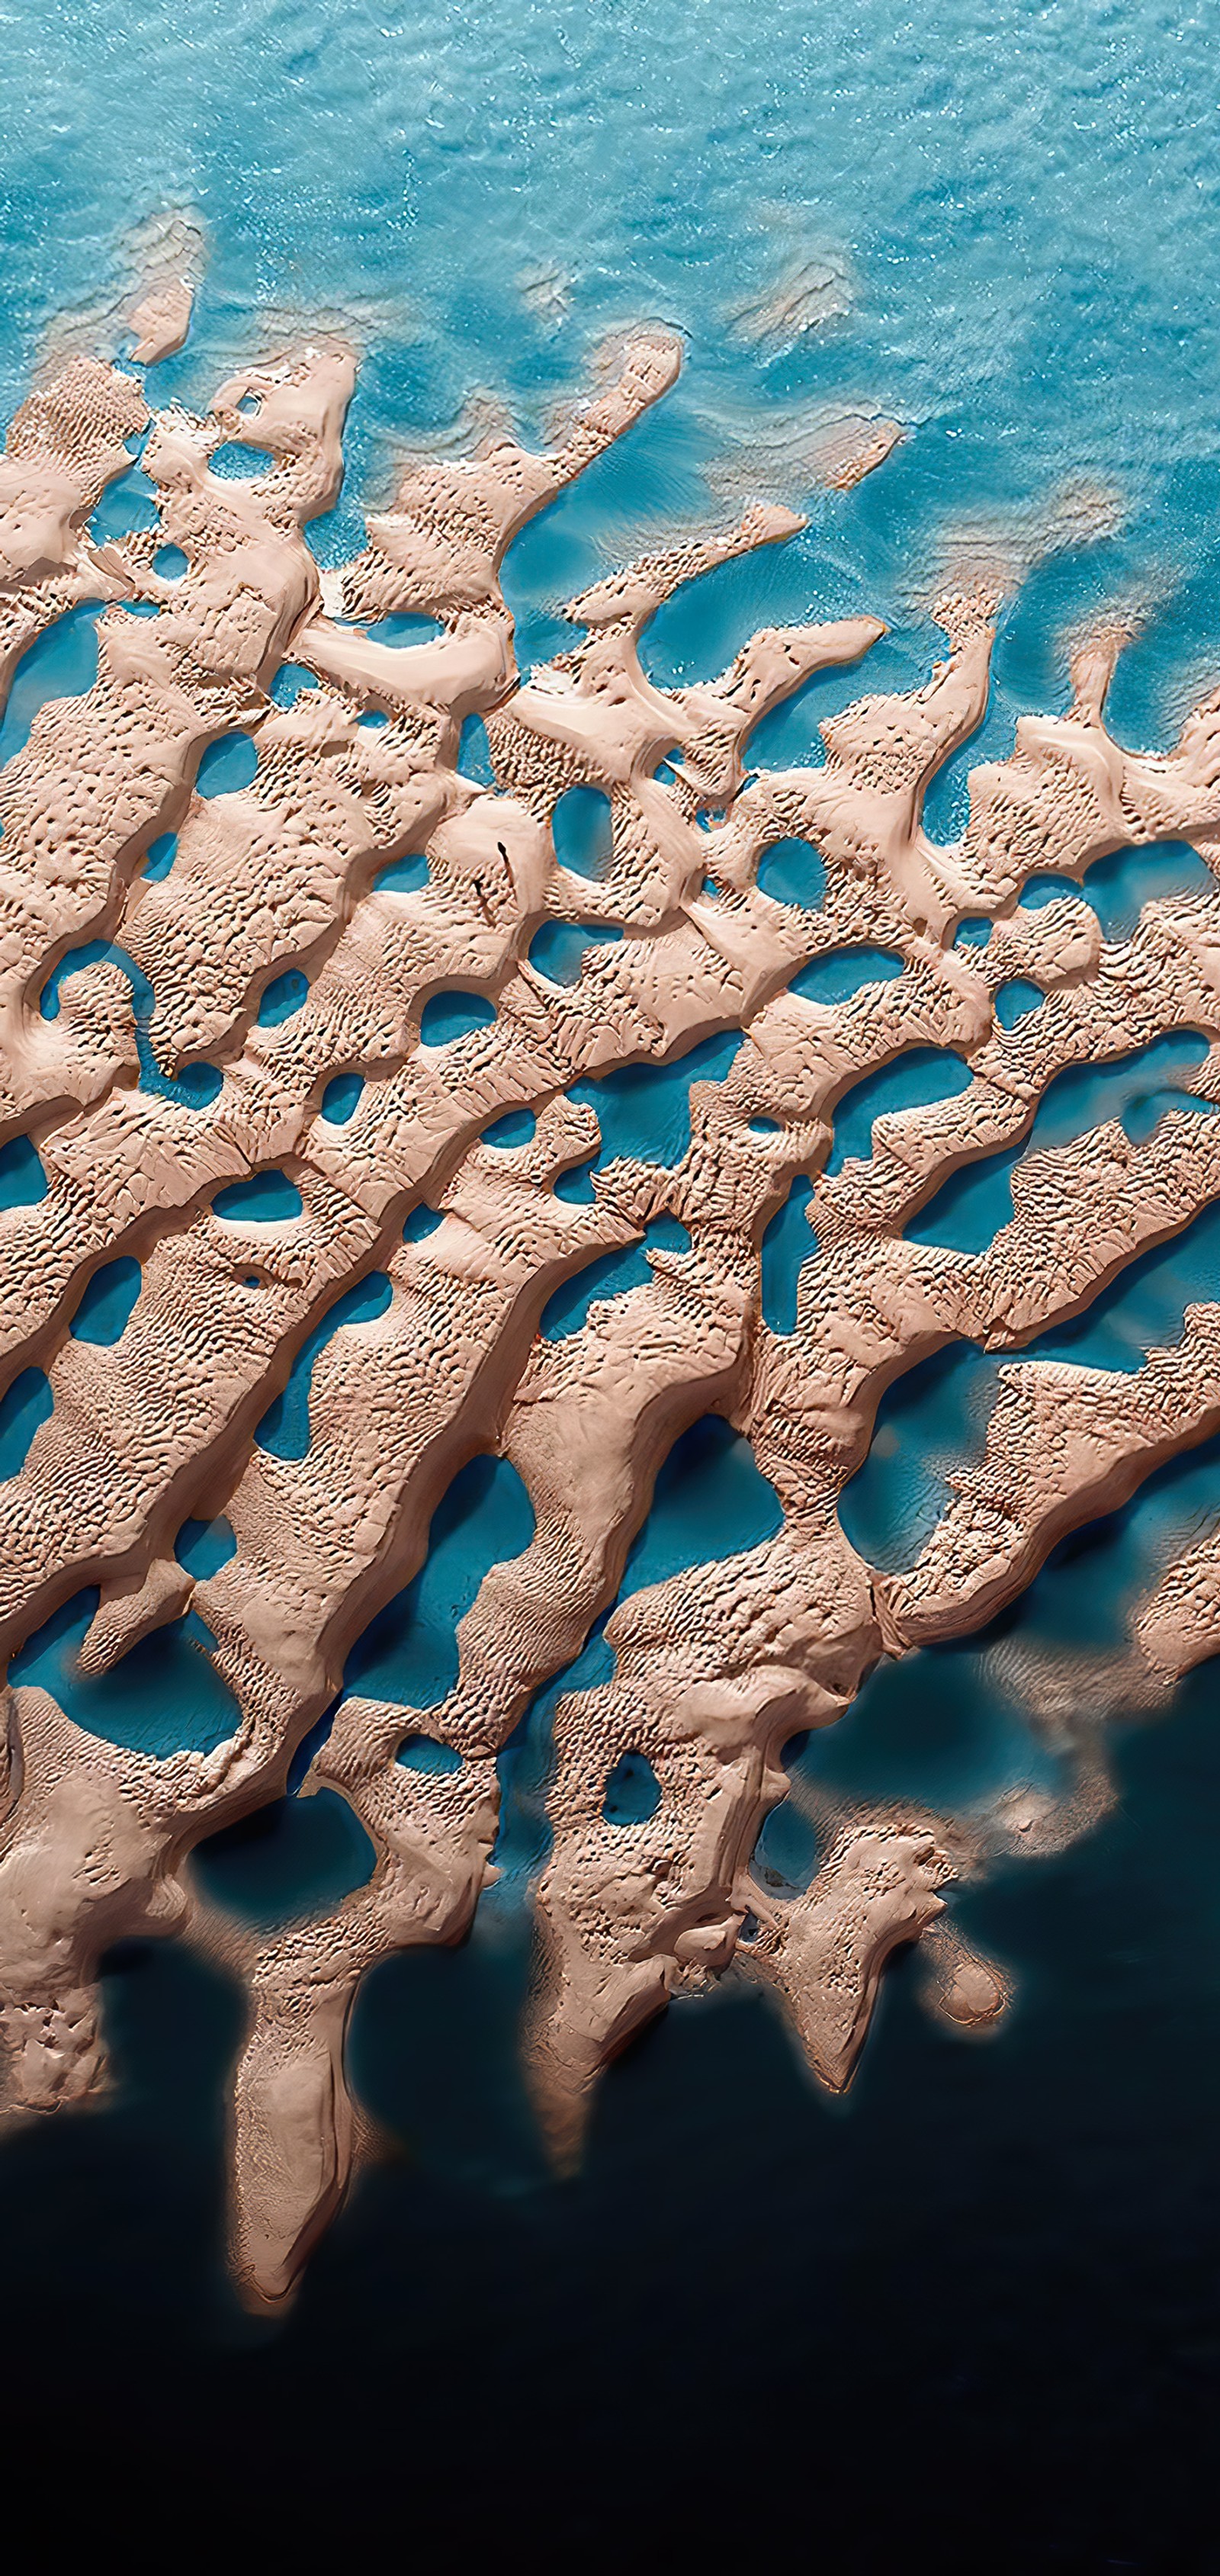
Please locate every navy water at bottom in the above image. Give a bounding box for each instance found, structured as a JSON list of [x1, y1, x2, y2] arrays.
[[3, 1660, 1219, 2572]]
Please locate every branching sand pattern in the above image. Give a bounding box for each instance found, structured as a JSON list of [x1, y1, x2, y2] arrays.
[[4, 284, 1220, 2307]]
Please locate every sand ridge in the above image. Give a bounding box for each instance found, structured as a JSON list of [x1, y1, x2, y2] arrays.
[[0, 280, 1218, 2306]]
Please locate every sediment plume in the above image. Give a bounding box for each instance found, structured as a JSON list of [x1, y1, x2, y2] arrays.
[[2, 271, 1219, 2311]]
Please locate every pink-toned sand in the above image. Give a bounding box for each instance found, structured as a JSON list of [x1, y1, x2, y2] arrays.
[[0, 256, 1218, 2308]]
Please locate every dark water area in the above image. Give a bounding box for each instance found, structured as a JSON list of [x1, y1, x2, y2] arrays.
[[4, 1667, 1220, 2571]]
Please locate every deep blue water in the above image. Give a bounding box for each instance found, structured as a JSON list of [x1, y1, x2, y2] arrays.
[[1, 1636, 1214, 2570], [191, 1786, 375, 1926]]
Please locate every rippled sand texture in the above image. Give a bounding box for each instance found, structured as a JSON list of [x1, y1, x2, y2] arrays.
[[8, 299, 1220, 2308]]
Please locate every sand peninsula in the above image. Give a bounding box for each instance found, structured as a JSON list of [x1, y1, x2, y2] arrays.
[[2, 257, 1220, 2308]]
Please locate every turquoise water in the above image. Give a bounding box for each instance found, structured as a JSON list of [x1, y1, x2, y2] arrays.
[[538, 1213, 690, 1340], [528, 920, 623, 984], [602, 1749, 661, 1823], [194, 732, 258, 797], [10, 1588, 239, 1755], [480, 1108, 535, 1147], [257, 968, 309, 1025], [810, 1425, 1220, 1852], [361, 613, 441, 646], [141, 831, 178, 882], [0, 1365, 52, 1476], [255, 1268, 391, 1460], [89, 464, 159, 542], [550, 787, 614, 880], [1041, 837, 1215, 940], [845, 1189, 1220, 1574], [491, 1617, 613, 1890], [1029, 1424, 1220, 1649], [402, 1202, 443, 1242], [319, 1071, 364, 1123], [828, 1044, 974, 1173], [398, 1730, 464, 1775], [953, 916, 993, 950], [0, 1134, 47, 1208], [211, 1169, 302, 1221], [994, 978, 1045, 1029], [374, 853, 428, 894], [840, 1340, 1000, 1573], [756, 837, 827, 909], [2, 0, 1219, 800], [1022, 1190, 1220, 1372], [458, 717, 496, 785], [268, 663, 320, 709], [619, 1414, 785, 1594], [343, 1455, 535, 1714], [910, 1029, 1216, 1252], [0, 602, 104, 769], [759, 1174, 815, 1334], [567, 1029, 742, 1173], [419, 991, 496, 1045], [41, 938, 222, 1107], [69, 1255, 142, 1344], [208, 442, 273, 480], [1013, 840, 1215, 940], [174, 1515, 236, 1579], [791, 946, 904, 1006]]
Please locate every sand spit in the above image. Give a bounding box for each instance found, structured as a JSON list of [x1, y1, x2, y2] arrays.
[[2, 298, 1220, 2306], [124, 212, 205, 363]]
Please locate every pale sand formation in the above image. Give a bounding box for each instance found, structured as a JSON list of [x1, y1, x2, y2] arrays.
[[3, 276, 1220, 2308], [124, 215, 204, 365]]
